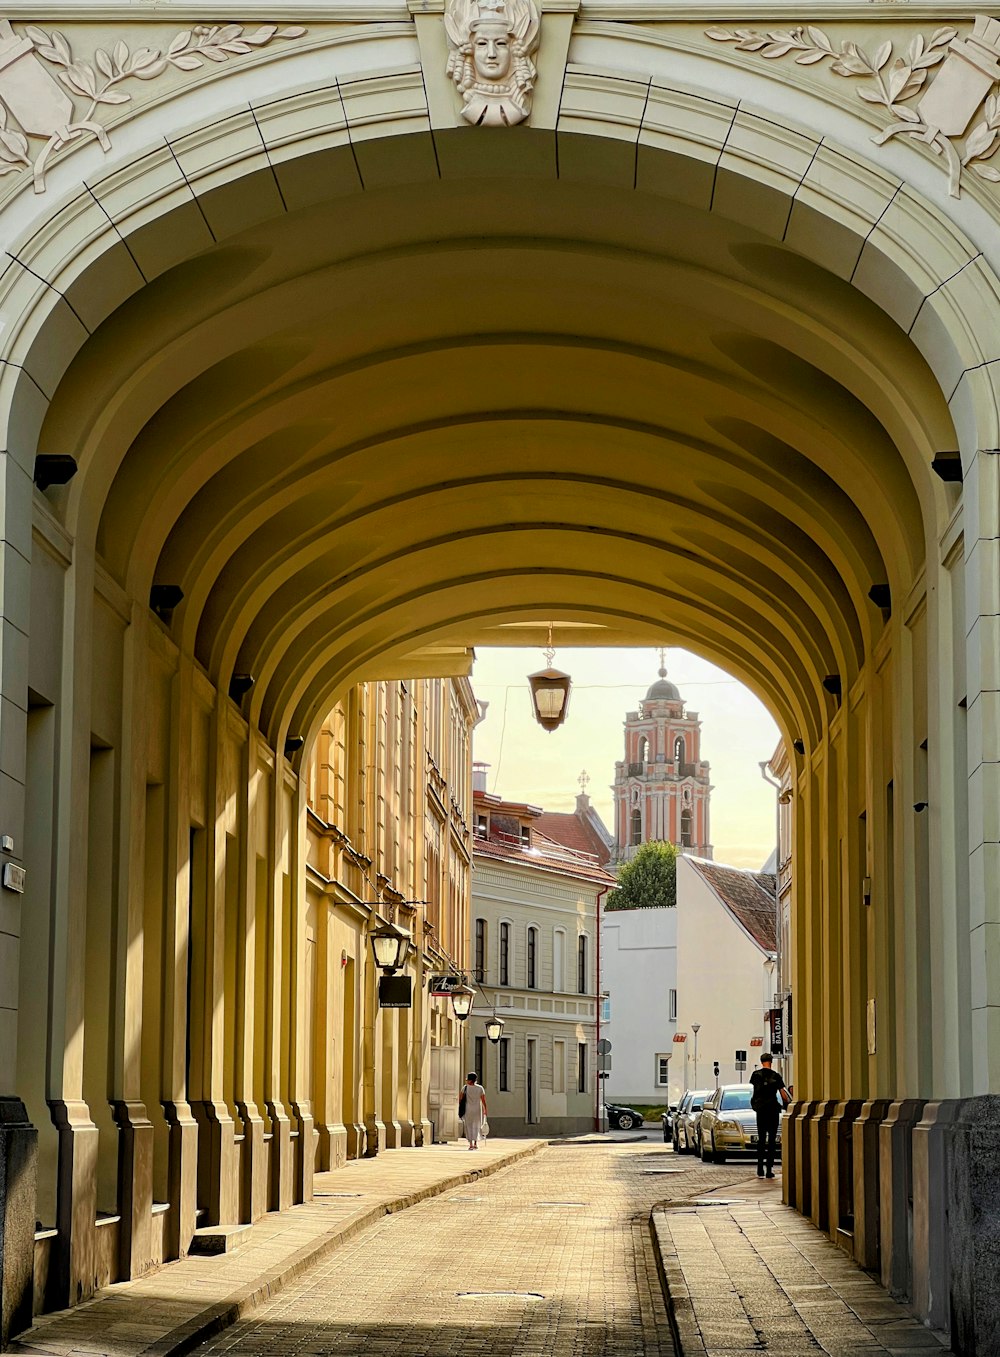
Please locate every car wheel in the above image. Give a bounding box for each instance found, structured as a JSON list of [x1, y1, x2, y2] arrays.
[[711, 1135, 725, 1165], [617, 1113, 635, 1131], [695, 1134, 703, 1160], [663, 1126, 670, 1143]]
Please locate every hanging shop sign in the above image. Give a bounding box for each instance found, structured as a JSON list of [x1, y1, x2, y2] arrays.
[[428, 974, 463, 996], [379, 975, 413, 1008]]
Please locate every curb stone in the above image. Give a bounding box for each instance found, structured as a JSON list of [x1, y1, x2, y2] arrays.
[[650, 1207, 705, 1357]]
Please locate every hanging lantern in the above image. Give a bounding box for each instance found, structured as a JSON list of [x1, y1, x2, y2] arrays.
[[528, 625, 572, 732], [485, 1015, 505, 1044], [450, 983, 475, 1021], [369, 923, 409, 974]]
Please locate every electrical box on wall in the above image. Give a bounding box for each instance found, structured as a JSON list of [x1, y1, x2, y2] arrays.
[[3, 863, 25, 893]]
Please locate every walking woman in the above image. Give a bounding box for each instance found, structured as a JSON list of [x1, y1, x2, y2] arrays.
[[460, 1072, 488, 1149]]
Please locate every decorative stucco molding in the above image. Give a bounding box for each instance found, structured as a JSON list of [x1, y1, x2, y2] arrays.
[[0, 17, 306, 192], [444, 0, 540, 126], [707, 16, 1000, 197]]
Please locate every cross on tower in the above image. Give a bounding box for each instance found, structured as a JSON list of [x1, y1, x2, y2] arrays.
[[578, 770, 590, 793], [658, 645, 667, 678]]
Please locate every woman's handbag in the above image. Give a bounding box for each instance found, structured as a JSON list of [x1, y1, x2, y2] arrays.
[[480, 1116, 490, 1139], [458, 1089, 467, 1118]]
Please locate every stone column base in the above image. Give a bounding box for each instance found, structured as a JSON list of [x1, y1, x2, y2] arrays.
[[235, 1103, 267, 1223], [912, 1099, 960, 1333], [264, 1103, 293, 1213], [808, 1100, 839, 1231], [852, 1098, 892, 1273], [0, 1098, 36, 1346], [112, 1101, 154, 1280], [879, 1098, 925, 1299], [826, 1099, 864, 1252], [163, 1100, 198, 1260], [190, 1100, 237, 1226]]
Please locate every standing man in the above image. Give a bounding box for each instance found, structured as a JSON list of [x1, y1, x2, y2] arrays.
[[749, 1052, 790, 1179]]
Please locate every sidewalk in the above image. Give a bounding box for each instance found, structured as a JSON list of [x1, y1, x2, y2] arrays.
[[653, 1175, 953, 1356], [11, 1139, 543, 1357]]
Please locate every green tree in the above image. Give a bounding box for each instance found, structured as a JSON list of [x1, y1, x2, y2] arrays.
[[605, 840, 678, 910]]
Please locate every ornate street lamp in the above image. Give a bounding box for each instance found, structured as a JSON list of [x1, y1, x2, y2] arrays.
[[527, 624, 572, 732], [485, 1014, 505, 1043], [450, 983, 475, 1021], [369, 923, 410, 974]]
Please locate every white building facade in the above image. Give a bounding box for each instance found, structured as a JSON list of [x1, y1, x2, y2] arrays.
[[600, 906, 678, 1106], [674, 857, 779, 1099], [469, 785, 613, 1137]]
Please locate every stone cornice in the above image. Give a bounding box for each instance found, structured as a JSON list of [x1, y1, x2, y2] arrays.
[[4, 2, 991, 19]]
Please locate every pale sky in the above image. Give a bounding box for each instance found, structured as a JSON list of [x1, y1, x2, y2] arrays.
[[469, 647, 781, 870]]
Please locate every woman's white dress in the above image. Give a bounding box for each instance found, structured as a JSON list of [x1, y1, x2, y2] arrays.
[[462, 1083, 486, 1142]]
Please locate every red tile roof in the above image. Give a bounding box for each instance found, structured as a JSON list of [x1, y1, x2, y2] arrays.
[[686, 858, 777, 953], [472, 830, 615, 886], [534, 810, 612, 865]]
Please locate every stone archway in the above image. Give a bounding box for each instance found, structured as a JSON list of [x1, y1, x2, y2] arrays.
[[0, 11, 998, 1351]]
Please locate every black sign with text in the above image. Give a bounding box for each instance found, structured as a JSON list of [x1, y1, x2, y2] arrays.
[[379, 975, 413, 1008], [769, 1008, 784, 1054]]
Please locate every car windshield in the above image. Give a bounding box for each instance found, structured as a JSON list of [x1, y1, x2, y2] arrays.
[[720, 1088, 753, 1110]]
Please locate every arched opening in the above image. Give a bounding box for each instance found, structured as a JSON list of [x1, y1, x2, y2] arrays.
[[2, 65, 993, 1343]]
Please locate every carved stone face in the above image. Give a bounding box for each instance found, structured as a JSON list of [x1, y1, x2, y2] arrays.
[[472, 23, 512, 80]]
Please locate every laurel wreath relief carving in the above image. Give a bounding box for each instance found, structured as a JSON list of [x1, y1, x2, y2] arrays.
[[0, 20, 306, 192], [707, 18, 1000, 197]]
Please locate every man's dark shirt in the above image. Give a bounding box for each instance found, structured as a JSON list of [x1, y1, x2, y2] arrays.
[[750, 1066, 786, 1122]]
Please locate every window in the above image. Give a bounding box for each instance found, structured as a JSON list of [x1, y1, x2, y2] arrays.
[[475, 814, 488, 837], [499, 921, 510, 986], [520, 824, 531, 846], [720, 1088, 753, 1111], [553, 929, 565, 991], [577, 1043, 588, 1094], [681, 809, 693, 848], [499, 1037, 511, 1091], [474, 918, 487, 983], [601, 994, 611, 1023], [527, 926, 538, 988], [475, 1035, 485, 1084], [553, 1039, 566, 1093], [630, 807, 642, 846], [577, 934, 588, 994], [638, 735, 649, 764], [656, 1054, 670, 1087], [674, 735, 685, 765], [669, 988, 677, 1021]]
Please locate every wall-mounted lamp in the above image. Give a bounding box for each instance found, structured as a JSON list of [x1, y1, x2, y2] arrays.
[[369, 923, 410, 974], [150, 584, 184, 619], [527, 624, 572, 732], [34, 455, 77, 490], [229, 673, 255, 702]]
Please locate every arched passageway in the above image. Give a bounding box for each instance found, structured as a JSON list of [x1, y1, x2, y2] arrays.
[[0, 16, 998, 1354]]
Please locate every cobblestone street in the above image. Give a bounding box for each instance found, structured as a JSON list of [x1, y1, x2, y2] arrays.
[[191, 1143, 749, 1357]]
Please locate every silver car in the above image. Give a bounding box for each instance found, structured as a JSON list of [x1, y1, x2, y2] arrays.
[[697, 1084, 782, 1163], [673, 1087, 712, 1154]]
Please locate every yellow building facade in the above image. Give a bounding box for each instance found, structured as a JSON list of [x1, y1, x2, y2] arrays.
[[0, 1, 998, 1351]]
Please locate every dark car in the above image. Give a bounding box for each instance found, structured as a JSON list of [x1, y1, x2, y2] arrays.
[[606, 1102, 644, 1131], [661, 1104, 679, 1142], [673, 1088, 712, 1153]]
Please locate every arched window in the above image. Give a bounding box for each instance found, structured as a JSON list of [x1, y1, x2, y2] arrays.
[[638, 735, 650, 765], [630, 807, 642, 846], [674, 735, 685, 766], [527, 926, 538, 988], [499, 921, 510, 986], [553, 928, 566, 991], [474, 918, 487, 983], [681, 809, 693, 848]]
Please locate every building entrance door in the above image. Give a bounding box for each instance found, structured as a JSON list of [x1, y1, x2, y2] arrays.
[[429, 1046, 462, 1143], [526, 1038, 538, 1124]]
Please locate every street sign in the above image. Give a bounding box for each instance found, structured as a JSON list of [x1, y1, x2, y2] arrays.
[[598, 1052, 612, 1073], [735, 1049, 747, 1062], [428, 974, 463, 995], [596, 1038, 612, 1055], [770, 1007, 784, 1053], [598, 1070, 610, 1079]]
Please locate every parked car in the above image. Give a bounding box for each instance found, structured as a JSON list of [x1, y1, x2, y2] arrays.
[[697, 1084, 782, 1163], [606, 1102, 644, 1131], [673, 1088, 712, 1153], [661, 1104, 679, 1142]]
